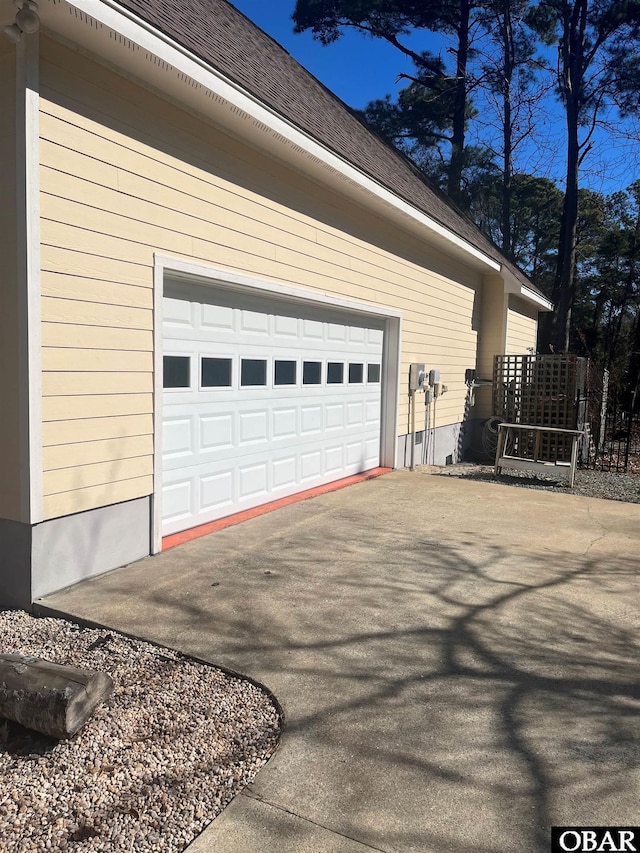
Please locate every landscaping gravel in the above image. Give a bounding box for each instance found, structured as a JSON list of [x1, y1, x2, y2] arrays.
[[0, 611, 281, 852], [435, 462, 640, 504]]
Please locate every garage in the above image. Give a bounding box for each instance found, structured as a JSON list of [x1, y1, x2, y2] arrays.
[[159, 278, 390, 538]]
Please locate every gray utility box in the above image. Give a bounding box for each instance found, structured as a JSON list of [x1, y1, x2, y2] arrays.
[[409, 363, 425, 392]]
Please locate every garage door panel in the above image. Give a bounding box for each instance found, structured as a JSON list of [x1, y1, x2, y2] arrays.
[[272, 407, 297, 439], [272, 455, 297, 489], [302, 318, 323, 339], [162, 478, 193, 524], [347, 401, 365, 426], [301, 405, 323, 434], [346, 440, 366, 467], [164, 297, 194, 327], [239, 410, 269, 445], [240, 309, 270, 334], [365, 400, 380, 423], [200, 470, 234, 513], [162, 289, 383, 536], [200, 413, 234, 451], [327, 323, 347, 342], [325, 444, 344, 474], [364, 437, 380, 465], [201, 302, 234, 331], [163, 416, 194, 460], [274, 315, 298, 337], [239, 462, 269, 499], [300, 449, 322, 481], [325, 403, 345, 430]]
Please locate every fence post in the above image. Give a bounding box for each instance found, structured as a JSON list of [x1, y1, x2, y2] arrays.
[[623, 389, 637, 473]]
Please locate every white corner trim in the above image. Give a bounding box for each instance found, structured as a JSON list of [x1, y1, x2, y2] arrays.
[[151, 255, 401, 551], [16, 32, 42, 524], [151, 254, 164, 554], [500, 291, 509, 354], [381, 315, 401, 472], [61, 0, 501, 273]]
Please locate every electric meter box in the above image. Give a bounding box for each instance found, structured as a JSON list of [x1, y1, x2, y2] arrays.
[[409, 363, 425, 392]]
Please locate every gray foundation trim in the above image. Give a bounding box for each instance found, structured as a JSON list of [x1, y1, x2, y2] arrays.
[[397, 421, 471, 468], [31, 497, 151, 600], [0, 517, 33, 609]]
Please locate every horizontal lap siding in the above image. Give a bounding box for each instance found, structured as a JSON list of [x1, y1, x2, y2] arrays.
[[506, 297, 538, 355], [40, 38, 481, 518], [41, 42, 156, 519]]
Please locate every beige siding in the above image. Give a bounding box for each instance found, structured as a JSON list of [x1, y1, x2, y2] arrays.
[[0, 41, 21, 521], [42, 477, 154, 519], [506, 296, 539, 355], [40, 37, 484, 518], [42, 414, 153, 446], [43, 435, 153, 470]]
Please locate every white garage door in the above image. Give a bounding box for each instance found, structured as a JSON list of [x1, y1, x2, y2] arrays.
[[161, 283, 384, 537]]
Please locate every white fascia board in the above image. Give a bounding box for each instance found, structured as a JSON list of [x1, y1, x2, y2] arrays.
[[520, 285, 553, 311], [60, 0, 501, 273]]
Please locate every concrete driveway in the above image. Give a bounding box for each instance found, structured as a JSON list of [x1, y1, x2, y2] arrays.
[[38, 470, 640, 853]]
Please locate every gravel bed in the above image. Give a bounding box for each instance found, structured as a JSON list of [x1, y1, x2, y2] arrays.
[[0, 611, 281, 852], [434, 463, 640, 503]]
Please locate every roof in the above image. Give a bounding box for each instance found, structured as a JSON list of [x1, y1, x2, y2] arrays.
[[114, 0, 546, 301]]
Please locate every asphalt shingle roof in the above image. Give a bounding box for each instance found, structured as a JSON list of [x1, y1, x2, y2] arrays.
[[115, 0, 545, 298]]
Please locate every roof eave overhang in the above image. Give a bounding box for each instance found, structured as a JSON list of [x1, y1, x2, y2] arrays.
[[35, 0, 503, 274], [502, 269, 553, 312], [521, 286, 553, 311]]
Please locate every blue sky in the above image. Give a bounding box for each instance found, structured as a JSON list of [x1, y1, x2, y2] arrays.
[[230, 0, 639, 197], [231, 0, 428, 107]]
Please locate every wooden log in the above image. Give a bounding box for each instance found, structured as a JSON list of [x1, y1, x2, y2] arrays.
[[0, 654, 113, 739]]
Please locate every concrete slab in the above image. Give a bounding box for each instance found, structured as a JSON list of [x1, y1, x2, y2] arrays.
[[188, 793, 383, 852], [38, 470, 640, 853]]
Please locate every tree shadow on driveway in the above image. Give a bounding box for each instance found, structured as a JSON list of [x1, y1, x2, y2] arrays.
[[41, 497, 640, 853]]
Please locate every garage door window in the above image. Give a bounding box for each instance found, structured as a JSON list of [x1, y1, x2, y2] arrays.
[[274, 360, 297, 386], [241, 358, 267, 387], [303, 361, 322, 385], [368, 363, 381, 383], [327, 362, 344, 384], [201, 357, 232, 388], [164, 355, 190, 389], [348, 363, 364, 384]]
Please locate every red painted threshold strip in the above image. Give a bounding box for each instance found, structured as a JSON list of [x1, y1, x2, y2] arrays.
[[162, 467, 392, 551]]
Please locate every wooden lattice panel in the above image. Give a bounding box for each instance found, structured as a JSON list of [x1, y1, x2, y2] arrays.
[[493, 355, 586, 463]]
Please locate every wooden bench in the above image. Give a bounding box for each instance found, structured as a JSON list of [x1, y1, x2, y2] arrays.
[[494, 423, 584, 488]]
